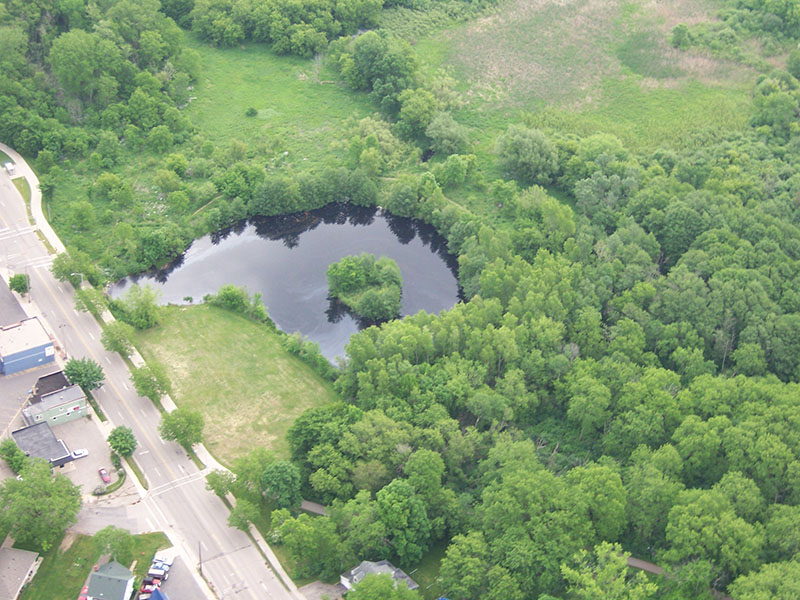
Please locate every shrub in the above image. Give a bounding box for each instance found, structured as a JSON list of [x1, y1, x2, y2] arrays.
[[496, 124, 558, 185]]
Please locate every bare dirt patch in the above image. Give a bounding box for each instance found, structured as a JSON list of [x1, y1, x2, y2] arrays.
[[59, 531, 77, 552]]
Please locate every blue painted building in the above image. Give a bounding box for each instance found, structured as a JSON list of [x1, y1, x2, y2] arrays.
[[0, 317, 55, 375]]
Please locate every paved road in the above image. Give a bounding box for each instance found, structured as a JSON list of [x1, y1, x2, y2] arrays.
[[0, 144, 298, 600]]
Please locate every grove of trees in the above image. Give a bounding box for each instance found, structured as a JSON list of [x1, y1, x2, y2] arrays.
[[327, 253, 403, 322]]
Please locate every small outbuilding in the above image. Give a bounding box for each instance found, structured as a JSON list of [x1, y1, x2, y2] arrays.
[[0, 317, 54, 376], [23, 384, 87, 426], [0, 547, 40, 600], [11, 422, 71, 468], [340, 560, 419, 592], [86, 561, 134, 600]]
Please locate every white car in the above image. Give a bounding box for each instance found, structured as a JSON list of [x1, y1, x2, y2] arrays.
[[71, 448, 89, 459]]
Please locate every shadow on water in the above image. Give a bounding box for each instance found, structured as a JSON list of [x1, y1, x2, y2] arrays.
[[111, 203, 461, 360]]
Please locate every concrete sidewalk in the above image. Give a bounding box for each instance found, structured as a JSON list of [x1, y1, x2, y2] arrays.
[[0, 142, 66, 254]]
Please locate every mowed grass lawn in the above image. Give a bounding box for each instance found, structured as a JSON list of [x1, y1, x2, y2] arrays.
[[20, 532, 168, 600], [132, 305, 340, 464], [184, 34, 373, 169]]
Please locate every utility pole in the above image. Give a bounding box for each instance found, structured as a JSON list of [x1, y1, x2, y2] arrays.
[[199, 540, 203, 578]]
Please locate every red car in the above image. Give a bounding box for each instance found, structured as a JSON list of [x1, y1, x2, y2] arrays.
[[78, 585, 88, 600], [98, 468, 111, 483]]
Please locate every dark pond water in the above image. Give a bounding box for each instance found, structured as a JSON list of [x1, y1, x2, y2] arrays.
[[110, 204, 461, 361]]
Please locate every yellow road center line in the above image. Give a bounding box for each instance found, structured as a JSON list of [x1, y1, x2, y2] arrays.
[[32, 267, 180, 481]]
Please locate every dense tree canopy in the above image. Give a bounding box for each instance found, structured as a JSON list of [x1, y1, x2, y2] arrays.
[[0, 459, 82, 551]]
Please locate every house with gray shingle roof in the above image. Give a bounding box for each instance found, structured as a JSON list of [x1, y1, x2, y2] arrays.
[[87, 561, 134, 600], [0, 546, 41, 600], [340, 560, 419, 591]]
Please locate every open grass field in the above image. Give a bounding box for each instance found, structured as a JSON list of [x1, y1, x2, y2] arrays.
[[19, 532, 168, 600], [410, 0, 753, 154], [183, 34, 374, 170], [132, 304, 341, 465]]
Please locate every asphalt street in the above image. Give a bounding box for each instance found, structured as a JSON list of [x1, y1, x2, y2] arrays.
[[0, 147, 297, 600]]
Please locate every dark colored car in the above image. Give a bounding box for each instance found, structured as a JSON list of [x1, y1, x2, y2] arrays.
[[98, 468, 111, 483]]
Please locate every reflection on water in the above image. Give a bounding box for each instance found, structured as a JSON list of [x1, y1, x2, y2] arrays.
[[111, 204, 461, 360]]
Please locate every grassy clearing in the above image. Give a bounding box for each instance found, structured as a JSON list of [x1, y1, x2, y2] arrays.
[[407, 542, 448, 600], [411, 0, 754, 153], [19, 532, 168, 600], [0, 150, 11, 164], [184, 34, 374, 170], [132, 304, 341, 465]]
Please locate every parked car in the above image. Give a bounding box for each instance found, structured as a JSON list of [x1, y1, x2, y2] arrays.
[[140, 583, 159, 593], [137, 594, 151, 600], [78, 585, 88, 600], [71, 448, 88, 459], [147, 567, 168, 580], [98, 468, 110, 483]]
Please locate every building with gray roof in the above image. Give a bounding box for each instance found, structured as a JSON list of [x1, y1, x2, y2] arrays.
[[340, 560, 419, 591], [23, 384, 87, 426], [28, 370, 70, 403], [87, 561, 134, 600], [0, 547, 40, 600], [11, 422, 71, 467]]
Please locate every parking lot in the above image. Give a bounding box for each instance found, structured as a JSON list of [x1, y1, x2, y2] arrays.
[[52, 415, 127, 495], [155, 554, 208, 598]]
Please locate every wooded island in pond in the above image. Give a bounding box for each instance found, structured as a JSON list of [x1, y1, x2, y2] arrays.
[[327, 254, 402, 322]]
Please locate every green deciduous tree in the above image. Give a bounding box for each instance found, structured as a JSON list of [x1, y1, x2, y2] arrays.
[[130, 364, 170, 403], [101, 321, 135, 357], [8, 273, 29, 294], [260, 461, 302, 509], [94, 526, 134, 565], [64, 357, 105, 392], [376, 479, 431, 564], [159, 408, 204, 448], [118, 284, 162, 329], [426, 111, 468, 156], [107, 426, 137, 457], [0, 459, 82, 551], [0, 439, 28, 474], [664, 489, 764, 587], [206, 469, 235, 497], [561, 542, 658, 600], [566, 461, 627, 542], [496, 124, 558, 185], [729, 559, 800, 600], [439, 531, 522, 600], [227, 497, 259, 532], [348, 574, 421, 600], [74, 286, 107, 318], [278, 511, 345, 579]]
